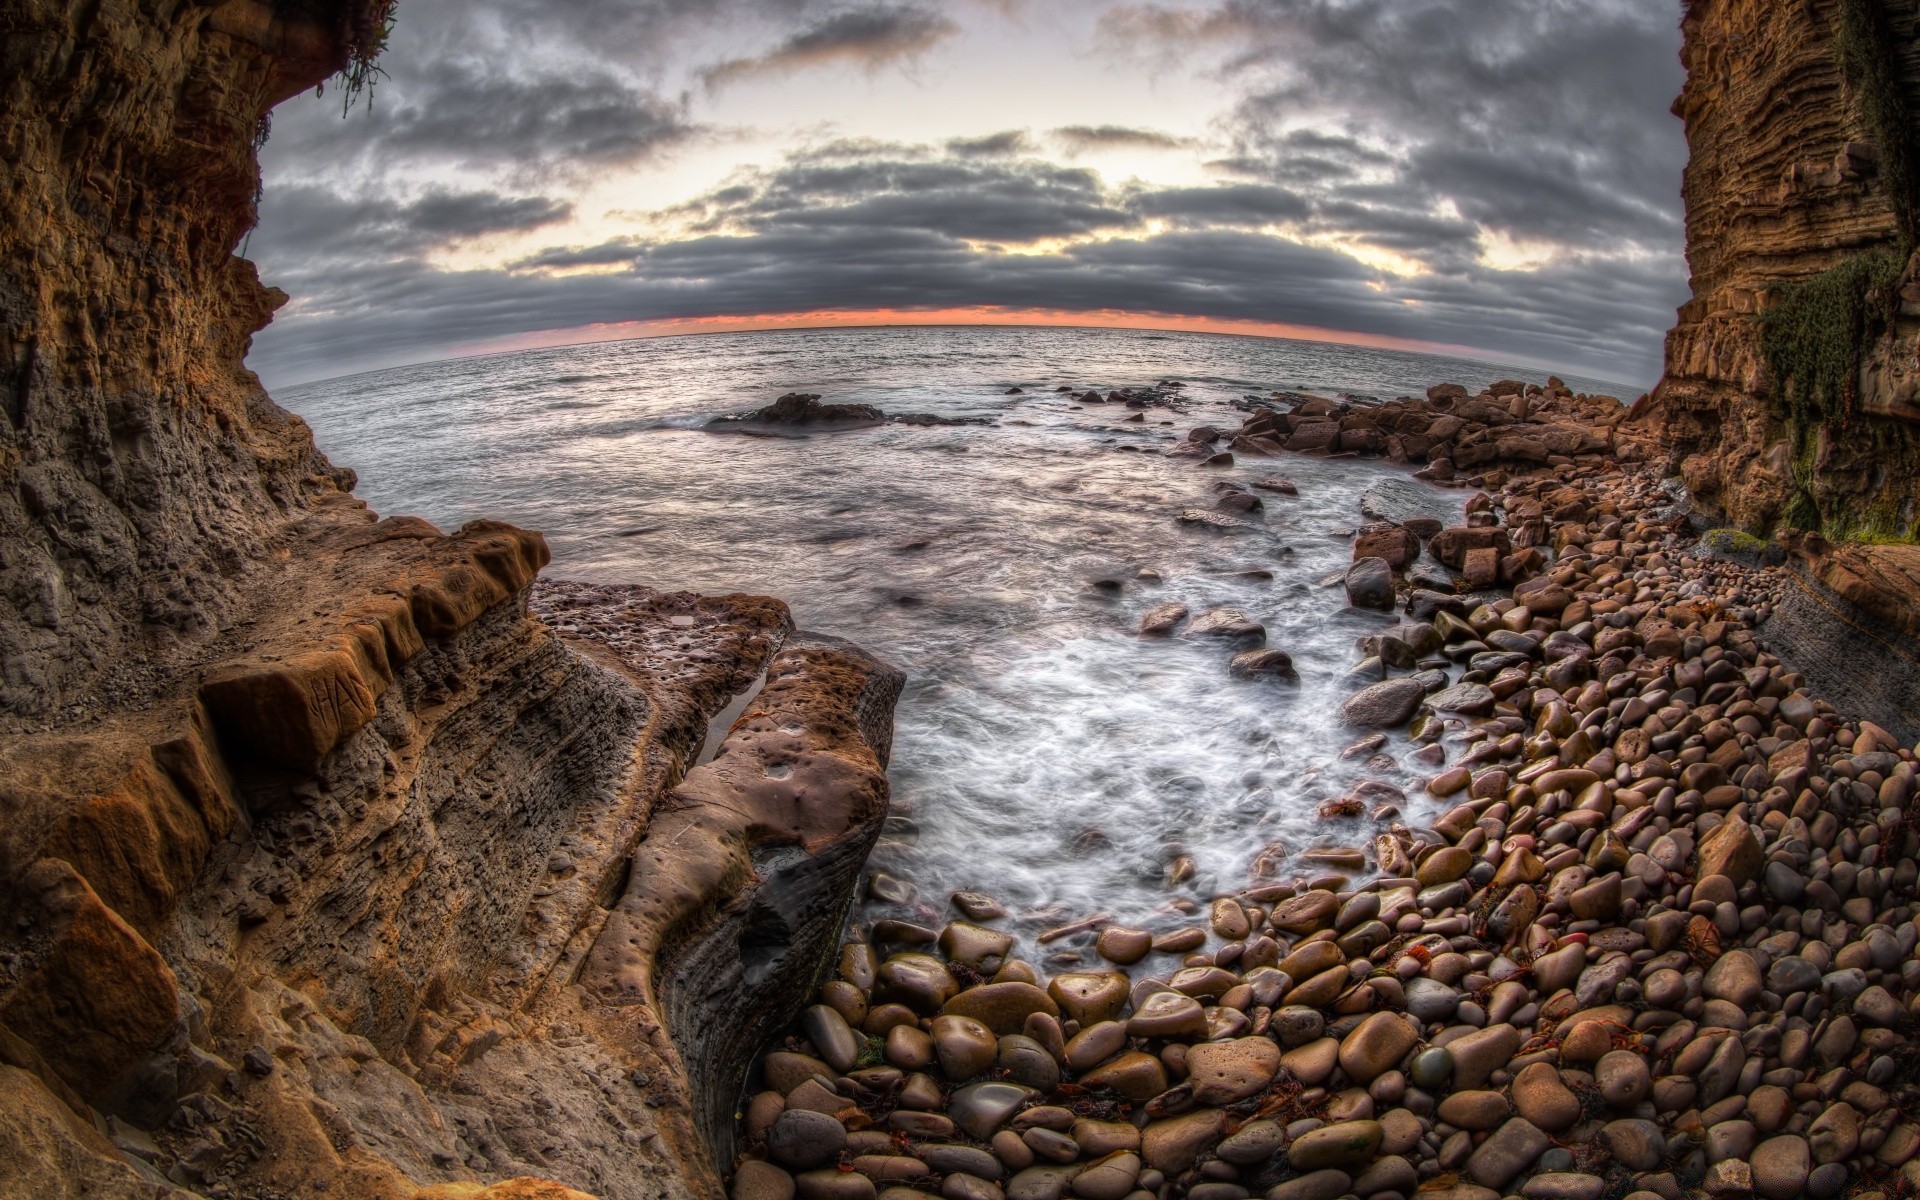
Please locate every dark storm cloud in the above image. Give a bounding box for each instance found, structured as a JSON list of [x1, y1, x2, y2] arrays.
[[702, 5, 960, 89], [248, 0, 1691, 390], [267, 59, 695, 180], [947, 130, 1035, 157], [256, 185, 571, 258], [1098, 0, 1687, 273], [1051, 125, 1198, 155], [1131, 183, 1311, 227], [251, 135, 1674, 388]]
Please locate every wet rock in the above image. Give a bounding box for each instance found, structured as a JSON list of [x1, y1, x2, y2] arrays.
[[999, 1035, 1063, 1091], [798, 1171, 878, 1200], [1288, 1121, 1383, 1171], [944, 983, 1060, 1034], [1466, 1119, 1550, 1190], [1128, 991, 1207, 1039], [1080, 1052, 1168, 1101], [1339, 1012, 1419, 1083], [1217, 1119, 1287, 1166], [932, 1014, 999, 1081], [1266, 1170, 1351, 1200], [1600, 1120, 1666, 1172], [768, 1110, 850, 1170], [1187, 607, 1265, 642], [1094, 927, 1151, 965], [1694, 816, 1762, 886], [1232, 648, 1298, 678], [1347, 558, 1396, 610], [1437, 1090, 1512, 1131], [1758, 1128, 1812, 1198], [800, 1005, 864, 1074], [942, 922, 1016, 968], [1047, 973, 1130, 1027], [1594, 1051, 1651, 1108], [1511, 1062, 1581, 1133], [1142, 1108, 1227, 1174], [1186, 1037, 1283, 1104], [876, 954, 960, 1012], [1139, 604, 1190, 637], [1342, 678, 1428, 728], [1071, 1152, 1141, 1200], [951, 1081, 1040, 1140], [1064, 1021, 1128, 1072], [1703, 951, 1762, 1007]]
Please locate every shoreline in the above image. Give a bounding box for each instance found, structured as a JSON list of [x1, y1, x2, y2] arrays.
[[718, 381, 1920, 1200]]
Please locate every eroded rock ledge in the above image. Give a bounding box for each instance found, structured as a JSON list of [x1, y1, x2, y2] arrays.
[[0, 2, 903, 1195]]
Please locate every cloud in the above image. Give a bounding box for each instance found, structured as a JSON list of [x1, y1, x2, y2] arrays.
[[249, 137, 1679, 388], [702, 5, 960, 89], [246, 0, 1690, 391], [947, 130, 1034, 157], [1052, 125, 1198, 155]]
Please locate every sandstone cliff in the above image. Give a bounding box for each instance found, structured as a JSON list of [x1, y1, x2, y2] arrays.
[[0, 4, 901, 1198], [1649, 0, 1920, 540]]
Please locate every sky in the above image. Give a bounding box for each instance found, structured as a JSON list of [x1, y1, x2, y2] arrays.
[[246, 0, 1692, 389]]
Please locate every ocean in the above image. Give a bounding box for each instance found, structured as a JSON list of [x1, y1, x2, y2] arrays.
[[278, 324, 1638, 956]]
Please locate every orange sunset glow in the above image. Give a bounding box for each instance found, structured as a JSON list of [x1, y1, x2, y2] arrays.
[[460, 307, 1488, 369]]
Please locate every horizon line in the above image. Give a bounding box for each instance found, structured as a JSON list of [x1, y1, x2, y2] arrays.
[[262, 310, 1647, 394]]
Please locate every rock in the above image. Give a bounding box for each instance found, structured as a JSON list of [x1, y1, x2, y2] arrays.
[[1466, 1119, 1550, 1189], [1342, 678, 1428, 728], [801, 1004, 864, 1074], [1080, 1052, 1167, 1101], [1594, 1051, 1651, 1108], [1808, 1102, 1860, 1164], [798, 1171, 878, 1200], [922, 1147, 1003, 1179], [1520, 1175, 1605, 1200], [1703, 951, 1763, 1007], [1695, 816, 1763, 886], [932, 1014, 1000, 1080], [1437, 1090, 1512, 1131], [1287, 1121, 1384, 1171], [1704, 1159, 1753, 1198], [1347, 558, 1396, 610], [1447, 1023, 1523, 1090], [1511, 1062, 1582, 1133], [944, 983, 1059, 1035], [737, 1162, 799, 1200], [1127, 991, 1206, 1039], [1139, 604, 1190, 636], [999, 1035, 1062, 1091], [950, 1082, 1039, 1140], [1064, 1021, 1128, 1072], [1070, 1152, 1141, 1200], [877, 954, 960, 1012], [1186, 1037, 1282, 1104], [1266, 1171, 1351, 1200], [1279, 1038, 1340, 1086], [1758, 1128, 1812, 1198], [1338, 1012, 1418, 1083], [1428, 682, 1496, 715], [1217, 1119, 1287, 1166], [1094, 927, 1151, 965], [1187, 607, 1265, 641], [1600, 1120, 1666, 1172], [1410, 1046, 1453, 1090], [941, 922, 1015, 968], [768, 1110, 850, 1170], [1046, 973, 1129, 1027], [1231, 648, 1297, 678], [1142, 1108, 1226, 1174]]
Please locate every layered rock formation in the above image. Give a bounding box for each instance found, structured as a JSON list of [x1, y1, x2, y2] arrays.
[[1641, 0, 1920, 741], [0, 3, 901, 1198], [1649, 0, 1920, 539]]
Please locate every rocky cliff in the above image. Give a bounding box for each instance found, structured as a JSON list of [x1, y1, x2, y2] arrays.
[[1650, 0, 1920, 542], [0, 3, 900, 1198], [1642, 0, 1920, 739]]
